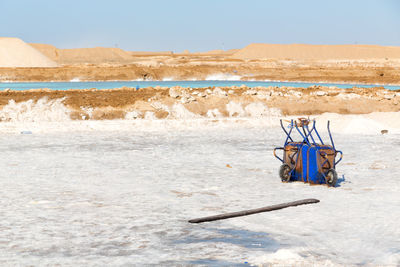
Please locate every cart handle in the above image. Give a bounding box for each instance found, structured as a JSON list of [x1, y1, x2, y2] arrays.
[[280, 119, 294, 143], [273, 147, 284, 163], [335, 150, 343, 166], [294, 121, 311, 146]]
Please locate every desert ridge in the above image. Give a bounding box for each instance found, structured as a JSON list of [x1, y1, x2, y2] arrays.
[[231, 43, 400, 60], [1, 37, 400, 84], [2, 37, 400, 67]]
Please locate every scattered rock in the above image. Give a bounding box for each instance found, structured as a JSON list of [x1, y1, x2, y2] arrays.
[[169, 88, 180, 98], [381, 129, 388, 134], [180, 97, 190, 104], [125, 110, 142, 119], [213, 87, 228, 97], [244, 89, 258, 95], [206, 108, 222, 118], [384, 94, 395, 100], [256, 91, 271, 100], [273, 91, 283, 97], [315, 91, 327, 96], [151, 101, 169, 111], [290, 91, 303, 98], [336, 93, 361, 100]]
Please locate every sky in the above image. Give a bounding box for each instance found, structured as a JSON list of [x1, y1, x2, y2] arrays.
[[0, 0, 399, 52]]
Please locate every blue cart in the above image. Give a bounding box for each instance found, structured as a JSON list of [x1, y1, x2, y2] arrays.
[[273, 118, 343, 187]]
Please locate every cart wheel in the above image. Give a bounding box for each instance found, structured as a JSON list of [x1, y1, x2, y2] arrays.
[[279, 163, 291, 182], [326, 169, 338, 187]]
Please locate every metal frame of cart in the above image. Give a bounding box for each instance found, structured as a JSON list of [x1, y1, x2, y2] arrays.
[[273, 118, 343, 187]]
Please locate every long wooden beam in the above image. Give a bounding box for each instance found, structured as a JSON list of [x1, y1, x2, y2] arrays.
[[188, 198, 320, 224]]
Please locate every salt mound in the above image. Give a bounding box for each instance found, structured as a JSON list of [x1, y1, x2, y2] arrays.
[[0, 98, 70, 122], [305, 112, 400, 134], [232, 43, 400, 60], [168, 103, 200, 119], [226, 101, 281, 118], [0, 37, 58, 67]]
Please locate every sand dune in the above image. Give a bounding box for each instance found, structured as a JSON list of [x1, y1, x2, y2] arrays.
[[59, 47, 132, 64], [128, 51, 173, 56], [0, 38, 58, 67], [29, 43, 59, 61], [232, 43, 400, 60], [28, 41, 400, 65], [31, 44, 133, 64]]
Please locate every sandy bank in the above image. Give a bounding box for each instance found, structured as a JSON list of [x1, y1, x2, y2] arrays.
[[1, 63, 400, 85], [0, 86, 398, 122], [0, 39, 398, 84], [232, 43, 400, 60]]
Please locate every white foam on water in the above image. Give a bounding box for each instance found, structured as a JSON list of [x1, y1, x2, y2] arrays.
[[205, 73, 242, 81]]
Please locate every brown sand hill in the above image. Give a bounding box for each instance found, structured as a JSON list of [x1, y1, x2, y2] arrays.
[[59, 47, 132, 64], [0, 38, 58, 67], [128, 51, 174, 56], [30, 44, 133, 64], [232, 43, 400, 60], [29, 43, 60, 61], [196, 49, 239, 55]]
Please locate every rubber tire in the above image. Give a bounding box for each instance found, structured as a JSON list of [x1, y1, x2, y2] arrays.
[[326, 169, 338, 187], [279, 163, 291, 182]]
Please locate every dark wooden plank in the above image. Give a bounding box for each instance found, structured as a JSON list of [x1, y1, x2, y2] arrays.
[[188, 198, 320, 223]]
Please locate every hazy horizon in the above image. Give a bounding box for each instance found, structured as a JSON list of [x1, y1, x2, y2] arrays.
[[1, 0, 399, 52]]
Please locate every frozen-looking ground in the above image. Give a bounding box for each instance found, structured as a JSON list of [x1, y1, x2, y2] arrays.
[[0, 119, 399, 266]]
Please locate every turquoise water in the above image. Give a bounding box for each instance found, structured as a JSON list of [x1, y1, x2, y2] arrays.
[[0, 80, 399, 91]]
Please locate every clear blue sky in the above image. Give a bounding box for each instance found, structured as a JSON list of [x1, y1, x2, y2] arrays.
[[0, 0, 399, 52]]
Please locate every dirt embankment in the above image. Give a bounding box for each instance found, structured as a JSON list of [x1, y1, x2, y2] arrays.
[[1, 63, 400, 84], [0, 40, 399, 84], [1, 86, 399, 120], [232, 43, 400, 60]]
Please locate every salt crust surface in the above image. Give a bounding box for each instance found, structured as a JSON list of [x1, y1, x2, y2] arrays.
[[0, 99, 399, 266]]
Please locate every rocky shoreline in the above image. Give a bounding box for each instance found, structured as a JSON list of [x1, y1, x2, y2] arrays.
[[0, 85, 399, 121]]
